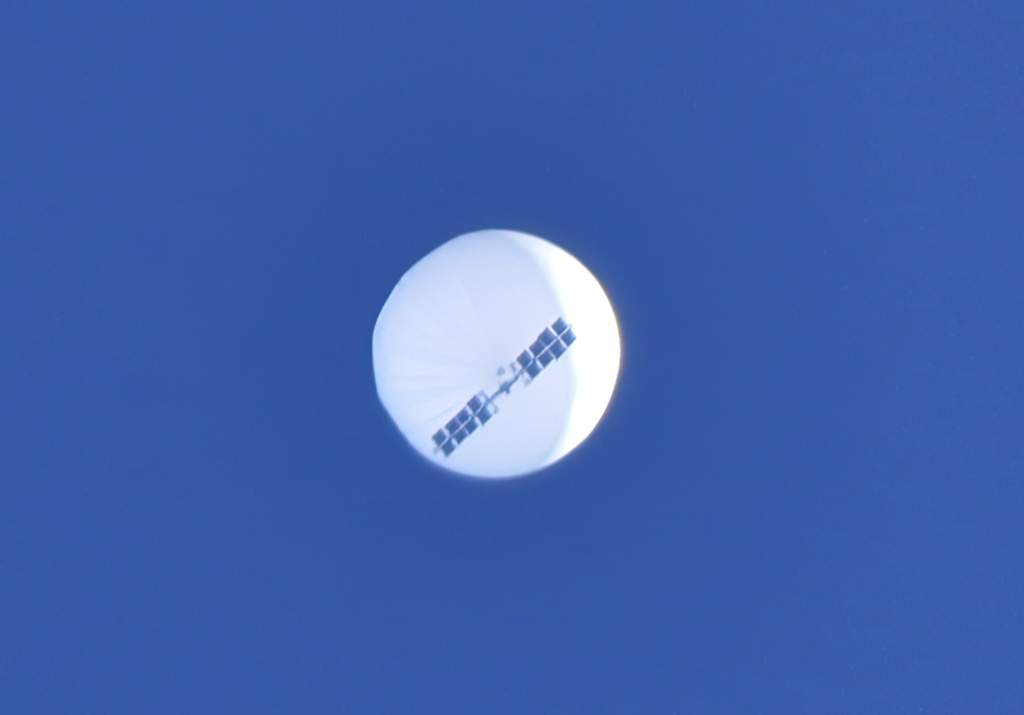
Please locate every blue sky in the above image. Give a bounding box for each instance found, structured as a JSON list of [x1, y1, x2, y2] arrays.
[[3, 2, 1022, 712]]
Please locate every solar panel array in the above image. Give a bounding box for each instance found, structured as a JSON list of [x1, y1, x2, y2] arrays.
[[432, 317, 576, 458], [431, 391, 497, 456], [516, 317, 576, 380]]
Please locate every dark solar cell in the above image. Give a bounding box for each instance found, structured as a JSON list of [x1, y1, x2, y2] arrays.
[[432, 430, 447, 446], [537, 350, 554, 367], [561, 328, 576, 346], [441, 440, 456, 456], [446, 417, 461, 433], [478, 408, 492, 424], [457, 408, 471, 423], [530, 339, 545, 356], [464, 419, 478, 434], [552, 317, 568, 335], [517, 351, 533, 368], [455, 428, 469, 442], [539, 328, 556, 345], [525, 361, 542, 378], [468, 395, 483, 411], [549, 340, 566, 358]]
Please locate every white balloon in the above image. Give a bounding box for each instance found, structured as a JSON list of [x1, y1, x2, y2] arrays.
[[373, 229, 621, 478]]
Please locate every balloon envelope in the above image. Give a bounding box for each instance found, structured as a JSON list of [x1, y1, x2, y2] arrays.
[[373, 229, 621, 478]]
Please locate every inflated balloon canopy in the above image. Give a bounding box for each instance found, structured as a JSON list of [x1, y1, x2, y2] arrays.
[[372, 229, 621, 479]]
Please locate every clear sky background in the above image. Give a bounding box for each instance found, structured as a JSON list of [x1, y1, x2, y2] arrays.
[[3, 2, 1022, 713]]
